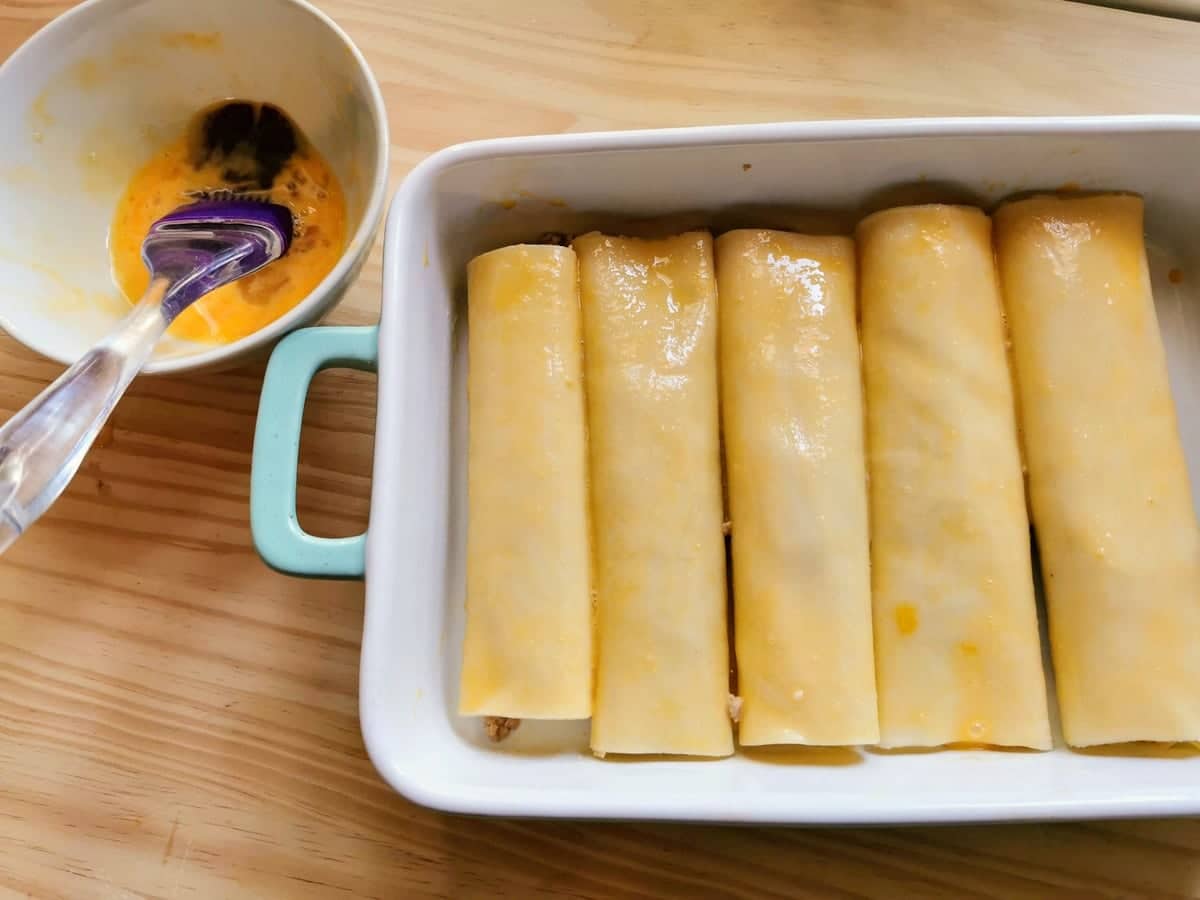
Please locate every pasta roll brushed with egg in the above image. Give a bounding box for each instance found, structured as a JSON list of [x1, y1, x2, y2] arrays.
[[858, 205, 1051, 750], [995, 193, 1200, 747], [576, 231, 733, 757], [716, 230, 878, 746], [459, 245, 593, 720]]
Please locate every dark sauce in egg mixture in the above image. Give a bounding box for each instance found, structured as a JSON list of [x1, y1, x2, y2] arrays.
[[197, 101, 298, 191]]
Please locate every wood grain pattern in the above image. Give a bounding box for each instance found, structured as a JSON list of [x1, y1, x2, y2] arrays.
[[3, 0, 1200, 896]]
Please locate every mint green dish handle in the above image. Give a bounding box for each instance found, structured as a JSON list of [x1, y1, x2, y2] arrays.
[[251, 325, 377, 579]]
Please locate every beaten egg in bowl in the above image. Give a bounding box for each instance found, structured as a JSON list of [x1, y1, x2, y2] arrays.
[[109, 100, 347, 344]]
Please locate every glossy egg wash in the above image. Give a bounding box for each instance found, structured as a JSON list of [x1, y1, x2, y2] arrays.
[[109, 101, 346, 344]]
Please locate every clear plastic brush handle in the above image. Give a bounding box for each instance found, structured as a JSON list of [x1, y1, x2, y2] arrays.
[[0, 208, 286, 554], [0, 280, 169, 553]]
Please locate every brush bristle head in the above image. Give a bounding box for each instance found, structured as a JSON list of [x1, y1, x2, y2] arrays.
[[151, 198, 294, 253], [141, 197, 296, 321]]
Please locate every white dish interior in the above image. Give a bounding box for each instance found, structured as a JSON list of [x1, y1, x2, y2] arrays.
[[364, 117, 1200, 823], [0, 0, 387, 373]]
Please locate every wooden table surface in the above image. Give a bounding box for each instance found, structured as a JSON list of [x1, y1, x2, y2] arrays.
[[2, 1, 1200, 897]]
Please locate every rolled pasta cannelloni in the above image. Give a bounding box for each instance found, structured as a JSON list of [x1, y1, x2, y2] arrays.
[[995, 193, 1200, 747], [717, 229, 878, 747], [858, 204, 1052, 750], [576, 230, 733, 758], [460, 244, 594, 721]]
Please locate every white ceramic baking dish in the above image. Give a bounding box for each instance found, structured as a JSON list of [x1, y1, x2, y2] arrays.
[[251, 115, 1200, 824]]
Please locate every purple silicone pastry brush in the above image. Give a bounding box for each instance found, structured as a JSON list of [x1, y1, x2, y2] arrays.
[[0, 198, 293, 554]]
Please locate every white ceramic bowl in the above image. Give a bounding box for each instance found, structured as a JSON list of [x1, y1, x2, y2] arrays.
[[0, 0, 388, 373]]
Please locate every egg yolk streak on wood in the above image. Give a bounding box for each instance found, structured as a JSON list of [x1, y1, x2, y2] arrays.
[[109, 102, 346, 344]]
